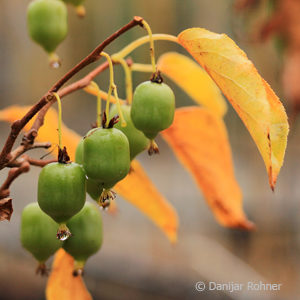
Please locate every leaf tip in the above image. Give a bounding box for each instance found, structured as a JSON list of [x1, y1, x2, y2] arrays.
[[237, 219, 256, 231], [165, 226, 178, 244]]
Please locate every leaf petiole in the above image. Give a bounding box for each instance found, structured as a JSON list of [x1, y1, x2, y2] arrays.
[[141, 20, 156, 74], [113, 34, 178, 60]]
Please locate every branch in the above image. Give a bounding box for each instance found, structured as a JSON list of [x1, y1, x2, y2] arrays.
[[0, 162, 30, 199], [7, 142, 51, 166], [26, 157, 57, 167], [0, 16, 143, 169]]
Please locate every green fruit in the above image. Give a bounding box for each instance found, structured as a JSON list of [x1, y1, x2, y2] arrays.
[[21, 202, 62, 274], [75, 139, 102, 201], [27, 0, 68, 53], [109, 104, 149, 160], [63, 202, 103, 275], [76, 139, 117, 208], [38, 162, 86, 239], [131, 81, 175, 140], [83, 128, 130, 185]]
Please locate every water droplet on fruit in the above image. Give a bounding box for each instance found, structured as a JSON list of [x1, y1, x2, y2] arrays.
[[48, 53, 61, 69], [73, 268, 84, 277], [56, 224, 72, 241], [50, 61, 61, 69], [57, 232, 69, 241]]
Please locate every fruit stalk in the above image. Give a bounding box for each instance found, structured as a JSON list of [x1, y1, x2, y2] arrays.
[[53, 93, 63, 150], [113, 34, 178, 60], [112, 56, 133, 104], [89, 81, 102, 127], [101, 52, 126, 128], [141, 20, 156, 74], [131, 63, 153, 73]]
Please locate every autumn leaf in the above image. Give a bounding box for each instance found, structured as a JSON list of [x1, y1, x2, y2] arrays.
[[115, 160, 178, 243], [162, 107, 254, 230], [46, 249, 92, 300], [178, 28, 289, 189], [0, 105, 178, 241], [157, 52, 227, 117]]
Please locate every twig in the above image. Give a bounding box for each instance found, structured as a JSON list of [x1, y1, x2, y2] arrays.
[[7, 142, 51, 166], [0, 162, 30, 199], [0, 16, 143, 169], [26, 157, 57, 167]]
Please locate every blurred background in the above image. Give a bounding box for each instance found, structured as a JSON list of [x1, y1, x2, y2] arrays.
[[0, 0, 299, 299]]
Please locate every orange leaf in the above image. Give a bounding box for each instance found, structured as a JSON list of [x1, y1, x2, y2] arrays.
[[115, 160, 179, 243], [157, 52, 227, 117], [178, 28, 289, 189], [46, 249, 92, 300], [0, 105, 178, 240], [162, 107, 254, 230]]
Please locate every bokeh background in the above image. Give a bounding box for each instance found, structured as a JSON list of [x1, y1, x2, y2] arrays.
[[0, 0, 299, 299]]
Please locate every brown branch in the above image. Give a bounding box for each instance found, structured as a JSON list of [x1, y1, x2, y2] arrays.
[[7, 142, 51, 166], [0, 16, 143, 169], [0, 162, 30, 199], [26, 157, 57, 167]]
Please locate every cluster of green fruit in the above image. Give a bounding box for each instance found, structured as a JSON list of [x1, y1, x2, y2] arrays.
[[20, 77, 175, 276], [76, 78, 175, 207], [27, 0, 86, 67], [21, 202, 103, 276]]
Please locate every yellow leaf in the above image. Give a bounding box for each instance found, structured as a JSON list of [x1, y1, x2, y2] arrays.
[[178, 28, 289, 189], [157, 52, 227, 117], [162, 107, 254, 230], [46, 249, 92, 300], [115, 160, 179, 243], [0, 105, 178, 240]]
